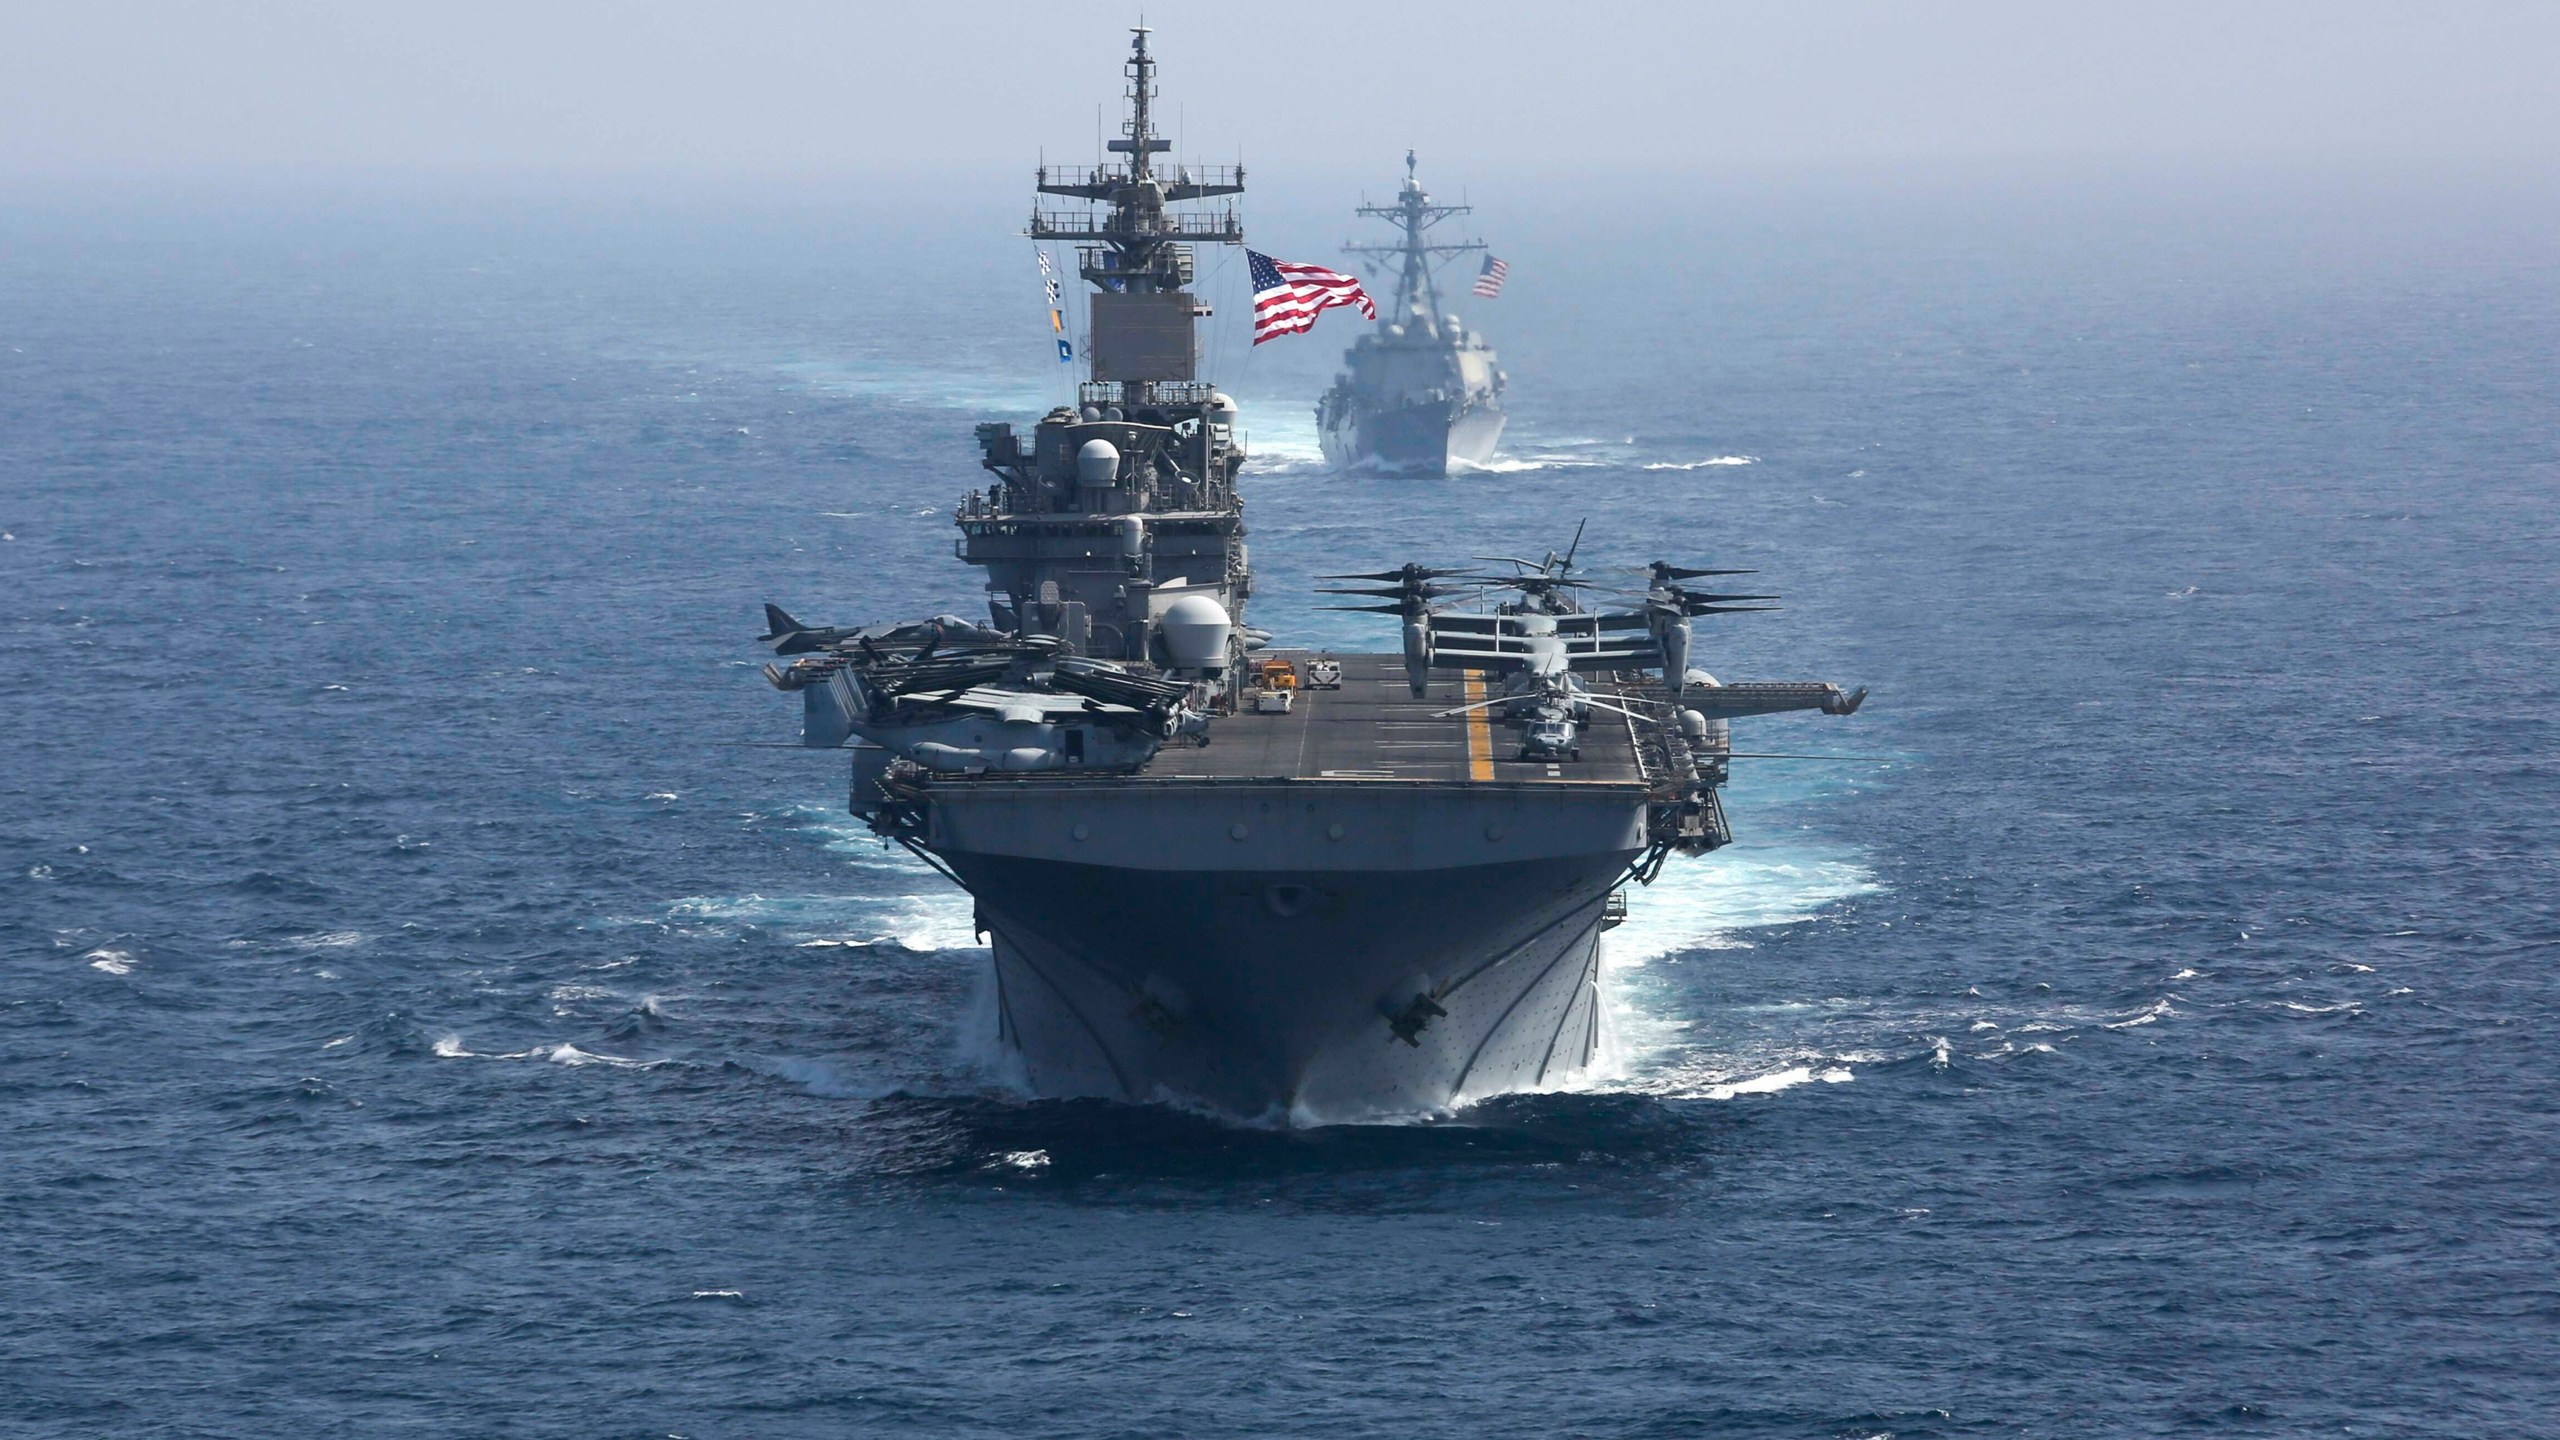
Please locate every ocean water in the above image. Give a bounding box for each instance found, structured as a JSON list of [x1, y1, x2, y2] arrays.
[[4, 172, 2557, 1436]]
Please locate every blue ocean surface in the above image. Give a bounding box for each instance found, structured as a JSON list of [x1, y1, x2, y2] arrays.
[[3, 172, 2556, 1436]]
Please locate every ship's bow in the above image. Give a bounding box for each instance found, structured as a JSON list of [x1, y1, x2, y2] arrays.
[[928, 779, 1642, 1119]]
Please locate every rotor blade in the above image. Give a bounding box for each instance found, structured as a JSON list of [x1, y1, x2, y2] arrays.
[[1671, 592, 1781, 604], [1563, 518, 1586, 570], [1639, 564, 1757, 579], [1431, 695, 1516, 717], [1315, 567, 1469, 581], [1576, 698, 1655, 722], [1581, 689, 1667, 709], [1317, 604, 1413, 614], [1469, 574, 1597, 590], [1686, 603, 1781, 616], [1314, 583, 1466, 599]]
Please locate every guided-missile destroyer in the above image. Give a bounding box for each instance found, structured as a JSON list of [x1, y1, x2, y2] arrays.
[[1317, 152, 1506, 475], [758, 31, 1866, 1121]]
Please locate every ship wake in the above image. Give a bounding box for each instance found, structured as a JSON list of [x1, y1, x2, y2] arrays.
[[1594, 836, 1884, 1103]]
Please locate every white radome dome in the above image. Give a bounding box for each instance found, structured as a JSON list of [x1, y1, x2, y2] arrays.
[[1076, 438, 1120, 486], [1158, 595, 1232, 669]]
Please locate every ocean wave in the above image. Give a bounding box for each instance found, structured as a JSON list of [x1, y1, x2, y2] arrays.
[[1610, 1052, 1860, 1102], [1640, 456, 1759, 471], [745, 802, 990, 949], [1447, 454, 1608, 475], [548, 983, 620, 1003], [431, 1035, 666, 1069], [544, 1043, 662, 1069], [655, 888, 982, 953], [289, 930, 364, 950], [1703, 1065, 1853, 1100], [1974, 1040, 2059, 1061], [1586, 835, 1882, 1097], [1606, 842, 1880, 965], [2102, 998, 2177, 1029]]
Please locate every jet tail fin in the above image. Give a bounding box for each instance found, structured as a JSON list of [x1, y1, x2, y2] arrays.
[[760, 603, 801, 643]]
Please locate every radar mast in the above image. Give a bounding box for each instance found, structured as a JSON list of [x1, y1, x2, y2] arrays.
[[1029, 28, 1245, 387]]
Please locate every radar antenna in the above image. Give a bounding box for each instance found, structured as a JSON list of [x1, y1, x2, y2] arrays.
[[1123, 26, 1160, 183]]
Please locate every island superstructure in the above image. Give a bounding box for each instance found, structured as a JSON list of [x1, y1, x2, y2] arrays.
[[1318, 152, 1507, 475], [756, 30, 1866, 1121]]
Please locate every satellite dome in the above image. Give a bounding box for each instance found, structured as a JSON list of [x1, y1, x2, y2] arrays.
[[1158, 594, 1232, 669], [1076, 438, 1120, 486]]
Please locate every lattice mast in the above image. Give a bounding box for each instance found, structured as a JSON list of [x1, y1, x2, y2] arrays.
[[1028, 28, 1245, 383], [1344, 150, 1484, 324]]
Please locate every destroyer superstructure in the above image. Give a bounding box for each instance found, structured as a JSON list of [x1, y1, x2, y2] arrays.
[[1318, 152, 1507, 474], [756, 31, 1867, 1120]]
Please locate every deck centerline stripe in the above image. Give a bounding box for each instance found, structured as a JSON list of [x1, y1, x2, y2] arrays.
[[1463, 671, 1495, 782]]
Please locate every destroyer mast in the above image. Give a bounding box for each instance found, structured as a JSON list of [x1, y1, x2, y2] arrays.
[[1348, 150, 1481, 339]]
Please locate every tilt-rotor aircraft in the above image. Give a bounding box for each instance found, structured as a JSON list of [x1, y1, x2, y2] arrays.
[[1321, 524, 1865, 766]]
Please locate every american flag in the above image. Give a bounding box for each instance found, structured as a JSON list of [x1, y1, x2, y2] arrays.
[[1472, 254, 1510, 299], [1249, 249, 1376, 344]]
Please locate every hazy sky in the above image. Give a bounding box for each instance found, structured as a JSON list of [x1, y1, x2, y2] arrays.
[[6, 1, 2559, 178]]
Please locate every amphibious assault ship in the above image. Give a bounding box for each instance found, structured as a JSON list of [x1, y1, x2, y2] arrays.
[[758, 31, 1866, 1121], [1317, 152, 1507, 475]]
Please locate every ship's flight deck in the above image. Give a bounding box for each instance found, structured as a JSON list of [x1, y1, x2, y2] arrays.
[[1140, 652, 1656, 786]]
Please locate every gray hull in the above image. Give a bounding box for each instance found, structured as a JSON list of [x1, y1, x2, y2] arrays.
[[1320, 401, 1506, 478], [924, 780, 1640, 1120]]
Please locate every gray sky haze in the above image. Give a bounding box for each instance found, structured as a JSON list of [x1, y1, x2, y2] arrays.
[[7, 2, 2560, 181]]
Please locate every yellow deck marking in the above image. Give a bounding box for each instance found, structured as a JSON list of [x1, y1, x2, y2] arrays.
[[1462, 672, 1494, 781]]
